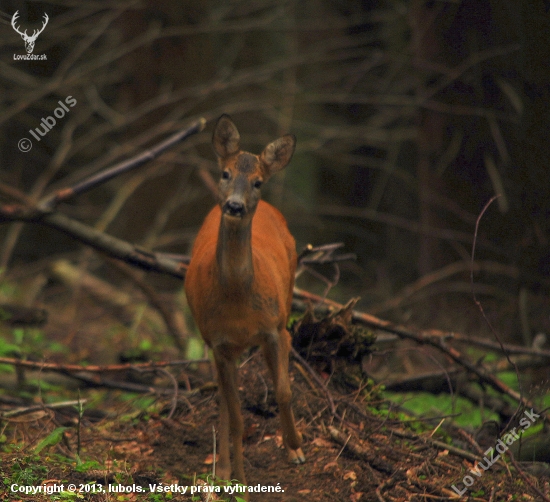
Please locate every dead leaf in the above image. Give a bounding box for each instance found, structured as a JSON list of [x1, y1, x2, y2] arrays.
[[203, 453, 218, 465], [344, 471, 357, 481], [42, 479, 62, 486], [324, 461, 340, 472], [312, 437, 332, 448]]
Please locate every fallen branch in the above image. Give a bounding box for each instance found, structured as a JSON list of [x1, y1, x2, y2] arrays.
[[37, 118, 206, 210], [0, 357, 207, 373], [293, 287, 549, 423], [67, 371, 193, 397], [329, 426, 393, 473], [1, 399, 88, 419], [0, 357, 211, 397], [0, 207, 187, 278], [452, 335, 550, 358], [0, 119, 206, 278]]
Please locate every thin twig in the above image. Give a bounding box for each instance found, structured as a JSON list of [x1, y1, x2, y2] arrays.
[[155, 368, 179, 419], [104, 256, 188, 352], [212, 425, 217, 480], [0, 399, 88, 419], [66, 372, 196, 396], [0, 356, 207, 373], [369, 259, 524, 315], [76, 390, 83, 457], [329, 426, 393, 473], [470, 195, 525, 428], [291, 347, 337, 417], [37, 118, 206, 210]]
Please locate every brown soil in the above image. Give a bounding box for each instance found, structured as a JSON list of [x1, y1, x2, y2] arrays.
[[0, 276, 546, 501], [1, 352, 540, 501]]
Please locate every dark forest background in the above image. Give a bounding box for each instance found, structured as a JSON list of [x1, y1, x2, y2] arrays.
[[1, 0, 549, 347]]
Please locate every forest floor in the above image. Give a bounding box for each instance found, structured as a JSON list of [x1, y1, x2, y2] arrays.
[[0, 274, 548, 501], [0, 351, 541, 501]]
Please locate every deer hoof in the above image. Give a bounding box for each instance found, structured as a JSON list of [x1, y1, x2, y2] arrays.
[[288, 447, 306, 464]]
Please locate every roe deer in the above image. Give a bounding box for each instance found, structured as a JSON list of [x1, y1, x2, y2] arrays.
[[184, 115, 305, 489]]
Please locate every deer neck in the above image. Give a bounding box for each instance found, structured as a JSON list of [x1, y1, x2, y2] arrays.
[[216, 216, 254, 294]]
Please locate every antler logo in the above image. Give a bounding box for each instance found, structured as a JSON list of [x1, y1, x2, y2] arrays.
[[11, 11, 49, 54]]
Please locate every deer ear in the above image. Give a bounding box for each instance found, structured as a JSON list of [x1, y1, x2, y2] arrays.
[[260, 134, 296, 176], [213, 115, 240, 159]]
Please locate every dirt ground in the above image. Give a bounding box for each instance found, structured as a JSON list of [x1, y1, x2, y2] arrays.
[[1, 274, 548, 501], [2, 350, 545, 501]]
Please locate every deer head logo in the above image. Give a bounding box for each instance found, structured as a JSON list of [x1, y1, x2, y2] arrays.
[[11, 11, 49, 54]]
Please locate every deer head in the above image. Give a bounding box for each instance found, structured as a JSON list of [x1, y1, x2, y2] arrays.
[[12, 11, 49, 54]]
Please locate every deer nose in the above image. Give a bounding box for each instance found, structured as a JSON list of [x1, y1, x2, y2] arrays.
[[223, 200, 245, 217]]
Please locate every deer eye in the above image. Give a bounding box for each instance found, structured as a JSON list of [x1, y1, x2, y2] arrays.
[[221, 170, 231, 180], [253, 179, 262, 189]]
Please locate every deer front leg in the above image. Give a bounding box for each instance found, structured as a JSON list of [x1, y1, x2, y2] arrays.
[[263, 330, 305, 464], [216, 377, 231, 482], [213, 349, 247, 485]]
